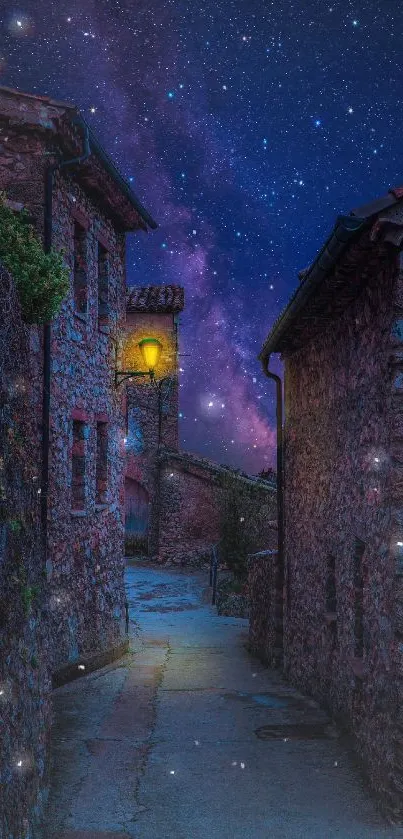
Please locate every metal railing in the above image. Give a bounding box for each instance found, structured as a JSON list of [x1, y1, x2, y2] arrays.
[[209, 544, 219, 605]]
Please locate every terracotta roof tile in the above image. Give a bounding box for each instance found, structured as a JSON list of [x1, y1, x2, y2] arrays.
[[126, 285, 184, 314]]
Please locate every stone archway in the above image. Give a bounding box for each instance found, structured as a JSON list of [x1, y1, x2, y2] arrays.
[[125, 477, 150, 556]]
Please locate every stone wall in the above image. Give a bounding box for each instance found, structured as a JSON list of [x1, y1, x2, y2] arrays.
[[248, 525, 281, 666], [282, 240, 402, 819], [45, 168, 127, 669], [125, 309, 179, 555], [0, 263, 51, 839], [0, 104, 50, 237], [0, 102, 130, 836], [156, 450, 277, 566]]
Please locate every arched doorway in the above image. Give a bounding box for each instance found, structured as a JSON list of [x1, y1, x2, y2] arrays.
[[125, 478, 150, 556]]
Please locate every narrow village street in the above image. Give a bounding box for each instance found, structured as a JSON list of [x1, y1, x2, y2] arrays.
[[41, 561, 402, 839]]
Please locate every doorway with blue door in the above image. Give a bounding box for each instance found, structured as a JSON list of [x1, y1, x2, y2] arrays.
[[125, 477, 150, 556]]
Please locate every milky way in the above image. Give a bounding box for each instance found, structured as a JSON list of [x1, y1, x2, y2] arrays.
[[1, 0, 401, 472]]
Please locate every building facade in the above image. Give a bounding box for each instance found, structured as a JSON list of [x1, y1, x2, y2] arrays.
[[255, 187, 403, 821], [124, 285, 184, 555], [0, 84, 156, 838], [0, 84, 156, 670]]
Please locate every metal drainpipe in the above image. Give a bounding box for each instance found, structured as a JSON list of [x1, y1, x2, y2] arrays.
[[41, 126, 91, 560], [261, 357, 285, 662]]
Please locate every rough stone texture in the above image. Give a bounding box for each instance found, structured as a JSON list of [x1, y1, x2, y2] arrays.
[[248, 524, 282, 666], [216, 574, 249, 617], [123, 296, 277, 571], [0, 264, 52, 839], [0, 87, 150, 838], [46, 167, 127, 669], [157, 450, 277, 566], [0, 86, 151, 232], [262, 230, 403, 820], [124, 306, 181, 555]]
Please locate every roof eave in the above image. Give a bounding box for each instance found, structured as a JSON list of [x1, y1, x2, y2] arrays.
[[0, 87, 157, 232], [259, 214, 368, 364], [75, 116, 158, 232]]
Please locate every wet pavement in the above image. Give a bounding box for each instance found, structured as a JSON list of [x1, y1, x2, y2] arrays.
[[41, 561, 402, 839]]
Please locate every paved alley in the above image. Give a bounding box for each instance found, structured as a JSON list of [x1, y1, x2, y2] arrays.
[[42, 562, 402, 839]]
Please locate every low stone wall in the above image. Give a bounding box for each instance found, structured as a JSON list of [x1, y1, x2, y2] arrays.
[[247, 521, 282, 666], [156, 450, 277, 566], [0, 263, 51, 839]]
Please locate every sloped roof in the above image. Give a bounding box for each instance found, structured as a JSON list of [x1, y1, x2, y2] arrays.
[[259, 186, 403, 361], [0, 85, 157, 232], [159, 448, 277, 491], [126, 285, 184, 314]]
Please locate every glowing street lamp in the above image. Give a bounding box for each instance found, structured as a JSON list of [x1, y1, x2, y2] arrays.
[[114, 337, 162, 388], [139, 337, 162, 371]]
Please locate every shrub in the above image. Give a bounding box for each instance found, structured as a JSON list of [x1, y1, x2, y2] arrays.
[[0, 196, 70, 323]]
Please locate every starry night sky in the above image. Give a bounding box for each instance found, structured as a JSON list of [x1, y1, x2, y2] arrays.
[[0, 1, 401, 473]]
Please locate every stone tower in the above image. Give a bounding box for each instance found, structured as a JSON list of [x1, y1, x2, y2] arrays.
[[124, 285, 185, 555]]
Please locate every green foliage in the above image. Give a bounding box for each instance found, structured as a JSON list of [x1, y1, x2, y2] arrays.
[[21, 583, 40, 616], [9, 518, 22, 534], [0, 195, 70, 323], [11, 563, 41, 616], [219, 476, 263, 581]]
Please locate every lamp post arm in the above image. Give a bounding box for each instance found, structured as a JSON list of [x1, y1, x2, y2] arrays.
[[115, 369, 154, 388]]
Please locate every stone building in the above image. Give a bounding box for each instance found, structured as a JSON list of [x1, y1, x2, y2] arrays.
[[0, 86, 156, 837], [124, 284, 184, 555], [157, 449, 277, 566], [253, 185, 403, 821], [123, 286, 277, 565], [0, 84, 156, 673]]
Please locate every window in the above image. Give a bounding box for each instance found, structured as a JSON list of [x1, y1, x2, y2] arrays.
[[96, 422, 108, 504], [73, 221, 88, 314], [97, 242, 109, 324], [353, 538, 365, 657], [72, 420, 86, 510], [326, 555, 337, 615]]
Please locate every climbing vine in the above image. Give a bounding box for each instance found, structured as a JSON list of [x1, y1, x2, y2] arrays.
[[0, 194, 70, 324]]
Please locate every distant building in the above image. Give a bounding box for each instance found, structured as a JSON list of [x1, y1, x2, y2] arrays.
[[122, 286, 277, 565], [255, 185, 403, 821], [124, 285, 184, 555]]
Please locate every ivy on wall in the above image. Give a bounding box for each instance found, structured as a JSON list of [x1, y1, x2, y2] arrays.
[[0, 195, 70, 324]]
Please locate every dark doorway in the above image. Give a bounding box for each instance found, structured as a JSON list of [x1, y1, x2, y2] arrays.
[[125, 478, 150, 556]]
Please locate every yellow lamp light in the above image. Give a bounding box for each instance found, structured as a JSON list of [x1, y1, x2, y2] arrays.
[[139, 337, 162, 371]]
